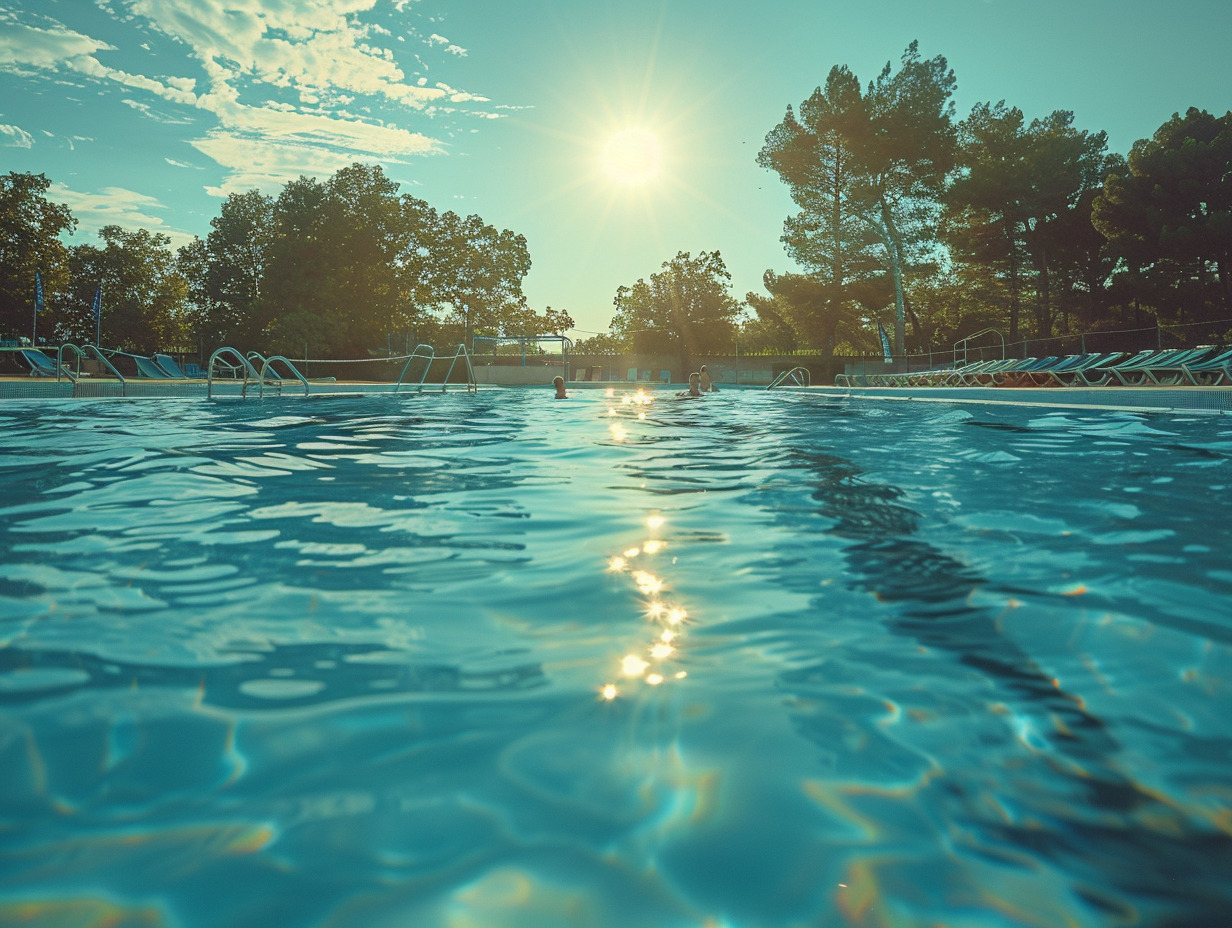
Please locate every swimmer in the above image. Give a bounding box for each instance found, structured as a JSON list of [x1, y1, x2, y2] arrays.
[[676, 372, 703, 398], [552, 375, 568, 399], [699, 364, 718, 392]]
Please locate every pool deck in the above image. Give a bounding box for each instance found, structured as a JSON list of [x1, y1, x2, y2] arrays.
[[790, 384, 1232, 414], [3, 375, 1232, 413]]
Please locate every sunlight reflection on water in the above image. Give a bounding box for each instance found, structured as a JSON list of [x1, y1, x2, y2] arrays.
[[0, 391, 1230, 926]]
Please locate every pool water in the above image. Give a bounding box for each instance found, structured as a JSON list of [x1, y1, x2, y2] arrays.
[[1, 390, 1230, 927]]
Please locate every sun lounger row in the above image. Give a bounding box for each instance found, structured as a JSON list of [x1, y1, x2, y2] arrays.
[[13, 348, 205, 380], [836, 346, 1232, 388]]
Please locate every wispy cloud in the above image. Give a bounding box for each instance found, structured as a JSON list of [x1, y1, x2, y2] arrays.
[[48, 182, 196, 247], [4, 2, 492, 196], [1, 122, 35, 148]]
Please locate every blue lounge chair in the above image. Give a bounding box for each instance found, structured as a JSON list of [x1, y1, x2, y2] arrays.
[[132, 355, 171, 378], [1126, 346, 1216, 385], [153, 353, 188, 378], [1180, 347, 1232, 386], [1048, 352, 1132, 386], [17, 349, 61, 377], [1105, 347, 1212, 386]]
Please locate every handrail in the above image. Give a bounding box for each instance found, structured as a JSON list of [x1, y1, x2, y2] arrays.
[[393, 343, 437, 393], [953, 328, 1005, 367], [767, 366, 811, 389], [257, 355, 310, 398], [59, 343, 126, 386], [51, 344, 79, 383], [437, 344, 478, 393], [207, 347, 261, 398]]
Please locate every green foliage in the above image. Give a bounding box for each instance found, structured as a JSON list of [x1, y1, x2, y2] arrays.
[[759, 41, 957, 353], [171, 163, 533, 358], [609, 251, 740, 367], [0, 172, 75, 340], [1093, 107, 1232, 322], [68, 226, 188, 352]]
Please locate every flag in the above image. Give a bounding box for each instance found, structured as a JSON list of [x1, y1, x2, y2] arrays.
[[35, 272, 44, 315], [92, 286, 102, 320], [877, 321, 893, 363]]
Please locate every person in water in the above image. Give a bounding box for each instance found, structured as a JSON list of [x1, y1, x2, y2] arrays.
[[677, 372, 702, 398], [699, 365, 718, 392], [552, 375, 568, 399]]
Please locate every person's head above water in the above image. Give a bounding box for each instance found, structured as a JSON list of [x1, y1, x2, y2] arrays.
[[552, 375, 567, 399], [688, 372, 701, 396]]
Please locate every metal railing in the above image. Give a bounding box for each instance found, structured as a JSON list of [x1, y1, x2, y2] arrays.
[[767, 366, 811, 389]]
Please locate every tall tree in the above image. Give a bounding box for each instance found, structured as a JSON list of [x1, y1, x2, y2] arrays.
[[68, 226, 188, 353], [760, 42, 956, 354], [0, 172, 76, 341], [610, 251, 740, 372], [427, 210, 532, 348], [1093, 108, 1232, 322]]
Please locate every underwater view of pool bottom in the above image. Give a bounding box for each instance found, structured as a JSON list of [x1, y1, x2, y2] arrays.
[[1, 390, 1230, 927]]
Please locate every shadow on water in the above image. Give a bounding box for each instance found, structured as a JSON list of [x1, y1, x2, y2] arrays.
[[0, 641, 545, 711], [773, 419, 1232, 922]]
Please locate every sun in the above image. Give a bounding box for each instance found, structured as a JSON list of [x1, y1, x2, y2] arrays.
[[602, 129, 662, 185]]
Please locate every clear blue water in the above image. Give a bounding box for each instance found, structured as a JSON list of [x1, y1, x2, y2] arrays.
[[1, 389, 1230, 927]]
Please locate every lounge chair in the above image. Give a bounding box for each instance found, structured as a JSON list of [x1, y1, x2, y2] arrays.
[[990, 356, 1063, 386], [1124, 346, 1216, 385], [1101, 347, 1211, 386], [951, 358, 1026, 386], [132, 355, 171, 378], [153, 353, 189, 378], [1071, 349, 1187, 386], [1180, 347, 1232, 386], [17, 349, 61, 377], [1047, 352, 1132, 386]]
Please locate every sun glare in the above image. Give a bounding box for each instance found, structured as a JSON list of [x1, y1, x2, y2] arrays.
[[602, 129, 661, 184]]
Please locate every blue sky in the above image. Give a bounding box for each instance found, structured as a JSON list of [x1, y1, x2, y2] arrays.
[[2, 0, 1229, 337]]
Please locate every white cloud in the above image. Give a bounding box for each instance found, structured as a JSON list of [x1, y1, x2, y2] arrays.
[[1, 123, 35, 147], [5, 2, 495, 207], [0, 18, 110, 70], [48, 182, 196, 247]]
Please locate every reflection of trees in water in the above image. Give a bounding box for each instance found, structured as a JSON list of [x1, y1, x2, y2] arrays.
[[0, 641, 545, 711], [781, 440, 1232, 919]]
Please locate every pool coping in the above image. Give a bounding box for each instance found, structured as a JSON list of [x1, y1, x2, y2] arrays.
[[785, 384, 1232, 414]]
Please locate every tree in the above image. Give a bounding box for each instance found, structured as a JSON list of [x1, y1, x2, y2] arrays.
[[760, 42, 956, 354], [69, 226, 188, 352], [757, 66, 886, 349], [610, 251, 740, 372], [427, 210, 532, 348], [751, 270, 867, 359], [1093, 108, 1232, 323], [0, 172, 76, 340]]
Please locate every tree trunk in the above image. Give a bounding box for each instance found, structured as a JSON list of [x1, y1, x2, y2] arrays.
[[1004, 216, 1020, 345], [1035, 243, 1051, 339], [872, 202, 906, 356]]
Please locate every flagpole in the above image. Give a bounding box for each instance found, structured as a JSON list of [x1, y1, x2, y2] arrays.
[[32, 270, 43, 346], [93, 286, 102, 346]]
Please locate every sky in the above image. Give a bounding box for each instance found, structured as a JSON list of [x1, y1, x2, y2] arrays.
[[2, 0, 1230, 339]]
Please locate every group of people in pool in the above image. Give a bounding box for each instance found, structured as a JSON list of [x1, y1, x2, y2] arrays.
[[552, 365, 720, 399]]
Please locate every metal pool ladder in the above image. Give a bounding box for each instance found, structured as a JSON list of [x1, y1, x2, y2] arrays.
[[767, 366, 811, 389]]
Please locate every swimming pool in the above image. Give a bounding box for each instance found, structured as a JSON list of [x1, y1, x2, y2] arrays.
[[1, 390, 1230, 927]]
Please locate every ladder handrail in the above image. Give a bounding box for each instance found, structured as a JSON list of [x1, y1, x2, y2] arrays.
[[77, 342, 126, 382], [206, 347, 261, 398], [767, 366, 811, 389], [393, 343, 437, 393], [437, 343, 478, 393], [52, 344, 80, 383], [953, 328, 1005, 367], [258, 355, 310, 398]]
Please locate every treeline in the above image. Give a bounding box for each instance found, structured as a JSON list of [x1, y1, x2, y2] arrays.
[[0, 164, 572, 357], [590, 42, 1231, 361]]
